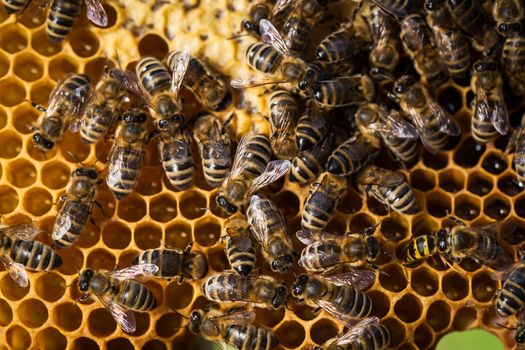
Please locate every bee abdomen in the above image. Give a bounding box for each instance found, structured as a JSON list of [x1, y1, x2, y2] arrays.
[[161, 140, 194, 190], [118, 280, 156, 311], [333, 285, 373, 318], [1, 0, 30, 14], [283, 18, 311, 54], [471, 114, 498, 144], [327, 139, 377, 176], [383, 136, 419, 163], [313, 77, 364, 108], [202, 273, 244, 301], [404, 235, 435, 263], [299, 241, 341, 271], [246, 43, 283, 74], [53, 200, 92, 248], [497, 268, 525, 316], [46, 0, 82, 42], [136, 57, 171, 95], [243, 135, 272, 178], [289, 151, 324, 184], [226, 237, 256, 276], [302, 191, 337, 231], [225, 324, 279, 350], [10, 240, 62, 271], [107, 149, 143, 199], [201, 145, 231, 188], [380, 183, 418, 214], [296, 116, 323, 151], [351, 323, 390, 350]]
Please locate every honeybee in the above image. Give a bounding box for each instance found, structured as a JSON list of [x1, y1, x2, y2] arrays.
[[312, 74, 376, 109], [32, 74, 92, 151], [470, 58, 509, 144], [193, 114, 232, 188], [77, 264, 158, 333], [355, 165, 418, 215], [132, 243, 207, 283], [506, 113, 525, 184], [189, 307, 279, 350], [493, 0, 524, 37], [496, 260, 525, 317], [159, 126, 194, 190], [295, 108, 328, 151], [216, 133, 289, 215], [202, 272, 288, 309], [240, 0, 294, 38], [247, 194, 294, 273], [269, 89, 298, 159], [280, 0, 326, 55], [326, 133, 379, 177], [223, 216, 257, 276], [297, 228, 381, 273], [403, 219, 515, 269], [302, 172, 347, 231], [0, 223, 62, 287], [289, 135, 333, 184], [502, 32, 525, 96], [167, 51, 232, 112], [291, 271, 375, 321], [369, 0, 416, 18], [52, 166, 101, 248], [106, 108, 149, 200], [391, 75, 461, 153]]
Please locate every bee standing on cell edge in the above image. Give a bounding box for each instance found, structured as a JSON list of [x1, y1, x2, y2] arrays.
[[295, 108, 328, 151], [470, 58, 509, 144], [502, 31, 525, 96], [52, 166, 101, 248], [106, 109, 149, 200], [314, 317, 390, 350], [77, 264, 158, 333], [202, 272, 288, 309], [189, 306, 279, 350], [159, 124, 194, 191], [223, 216, 257, 276], [493, 0, 524, 37], [269, 89, 298, 160], [301, 172, 347, 231], [0, 223, 62, 287], [132, 242, 207, 283], [32, 74, 92, 151], [326, 133, 379, 177], [506, 113, 525, 184], [355, 165, 418, 215], [289, 134, 333, 184]]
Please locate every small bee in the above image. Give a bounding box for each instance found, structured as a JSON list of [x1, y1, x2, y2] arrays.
[[297, 228, 381, 273], [106, 109, 149, 200], [269, 89, 298, 159], [302, 172, 347, 231], [289, 135, 333, 184], [132, 242, 207, 283], [202, 272, 288, 309], [470, 58, 509, 144], [167, 51, 232, 112], [326, 133, 379, 177], [403, 219, 515, 268], [216, 133, 289, 215], [506, 113, 525, 184], [223, 216, 257, 276], [0, 223, 62, 287], [295, 108, 328, 151], [189, 307, 279, 350], [52, 166, 101, 248], [291, 271, 375, 321], [280, 0, 326, 55], [77, 264, 158, 333], [158, 126, 194, 190], [32, 74, 92, 151], [355, 165, 418, 215], [247, 194, 294, 273], [391, 75, 461, 153], [502, 32, 525, 96], [493, 0, 524, 37], [193, 114, 232, 188]]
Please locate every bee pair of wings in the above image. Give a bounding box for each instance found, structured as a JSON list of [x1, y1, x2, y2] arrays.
[[474, 80, 510, 136], [18, 0, 108, 26], [368, 110, 419, 140], [506, 122, 525, 167], [305, 317, 382, 349], [357, 168, 405, 187], [248, 194, 290, 248], [205, 273, 275, 303]]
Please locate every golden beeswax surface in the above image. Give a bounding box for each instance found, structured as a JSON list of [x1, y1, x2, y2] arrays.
[[0, 0, 523, 349]]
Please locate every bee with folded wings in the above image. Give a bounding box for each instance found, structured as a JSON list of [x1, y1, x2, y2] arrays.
[[507, 114, 525, 184], [77, 264, 158, 333]]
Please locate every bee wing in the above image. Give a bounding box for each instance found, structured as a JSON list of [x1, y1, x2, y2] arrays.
[[370, 0, 407, 19], [84, 0, 109, 27], [315, 298, 358, 326], [98, 294, 136, 333], [407, 106, 440, 154], [228, 133, 251, 180], [247, 160, 290, 196], [296, 229, 338, 245], [259, 19, 292, 57], [381, 111, 419, 139], [211, 310, 256, 326], [248, 194, 271, 246], [0, 256, 29, 288], [333, 317, 381, 346], [322, 271, 377, 290], [164, 138, 190, 159], [230, 235, 254, 252], [271, 0, 295, 20], [427, 97, 461, 136], [0, 223, 39, 240], [170, 49, 190, 97], [110, 69, 152, 107], [231, 75, 287, 89], [51, 213, 73, 241], [468, 220, 518, 237], [465, 220, 516, 269], [208, 142, 231, 167], [474, 86, 509, 136], [112, 264, 159, 280], [357, 170, 405, 187], [515, 128, 525, 167]]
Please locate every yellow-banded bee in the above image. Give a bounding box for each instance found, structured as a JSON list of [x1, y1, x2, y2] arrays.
[[52, 166, 101, 248], [502, 32, 525, 96], [403, 219, 514, 268], [506, 113, 525, 184], [0, 223, 62, 287], [269, 89, 298, 160], [312, 75, 376, 109], [391, 75, 461, 153], [167, 51, 232, 112], [189, 307, 279, 350], [493, 0, 524, 37], [247, 194, 294, 273], [77, 264, 158, 333], [297, 228, 381, 272], [289, 135, 333, 184], [302, 172, 347, 231], [32, 74, 92, 151], [202, 272, 288, 309], [326, 133, 379, 176], [291, 271, 375, 321], [280, 0, 326, 55], [159, 126, 194, 190], [193, 114, 232, 188], [470, 58, 509, 144], [132, 243, 207, 283], [355, 165, 418, 215], [106, 109, 149, 200], [295, 108, 328, 151], [496, 261, 525, 317], [223, 216, 257, 276], [216, 133, 290, 215]]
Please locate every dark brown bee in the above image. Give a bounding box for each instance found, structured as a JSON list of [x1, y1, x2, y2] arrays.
[[158, 126, 194, 190], [506, 113, 525, 184], [77, 264, 158, 333], [502, 32, 525, 96], [52, 166, 100, 248], [223, 216, 257, 276], [496, 261, 525, 317], [493, 0, 524, 37], [202, 272, 288, 309], [326, 133, 379, 176], [280, 0, 326, 55], [295, 108, 328, 151], [0, 223, 62, 287], [369, 0, 415, 18], [312, 75, 376, 109], [269, 89, 298, 159], [240, 0, 294, 38], [470, 58, 509, 144], [289, 135, 333, 184]]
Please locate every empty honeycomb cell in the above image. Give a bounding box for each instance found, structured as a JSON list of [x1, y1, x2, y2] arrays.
[[366, 196, 388, 216], [179, 190, 207, 219], [88, 308, 117, 337], [414, 324, 434, 349], [458, 257, 481, 272], [380, 217, 408, 241], [454, 194, 481, 221], [368, 290, 390, 318], [498, 174, 524, 196], [36, 327, 67, 350], [0, 79, 25, 109], [0, 24, 28, 53], [86, 248, 117, 271], [453, 137, 485, 168], [439, 169, 465, 193], [394, 294, 422, 323], [426, 190, 452, 218], [137, 166, 163, 196], [422, 150, 449, 170], [102, 221, 132, 249], [310, 319, 339, 346], [13, 52, 44, 82], [482, 307, 501, 328], [117, 194, 147, 222], [29, 80, 54, 106], [337, 188, 363, 214], [84, 57, 106, 82], [0, 185, 21, 214], [35, 272, 65, 302], [143, 340, 167, 350], [156, 313, 183, 338], [410, 168, 436, 191], [275, 321, 306, 348], [194, 217, 221, 247], [117, 249, 139, 268], [48, 56, 78, 81], [94, 186, 116, 218], [349, 213, 376, 233], [31, 28, 62, 56], [411, 215, 440, 237], [383, 317, 406, 347], [379, 264, 408, 292], [103, 3, 118, 27], [482, 152, 508, 174], [452, 307, 477, 330], [484, 194, 511, 220], [12, 105, 40, 134], [0, 297, 12, 326], [138, 33, 170, 59], [207, 246, 229, 272], [17, 8, 45, 28], [132, 313, 151, 336], [438, 86, 463, 114], [515, 196, 525, 218], [274, 190, 300, 218], [411, 267, 439, 297], [23, 187, 52, 215], [427, 300, 451, 331], [0, 130, 22, 159], [18, 299, 48, 328], [134, 223, 162, 250], [72, 337, 99, 350], [69, 30, 100, 58], [0, 273, 29, 300], [108, 338, 134, 350], [53, 302, 82, 331], [6, 159, 37, 187], [443, 271, 469, 301], [324, 217, 347, 234], [76, 224, 101, 248], [165, 221, 192, 250], [6, 325, 31, 350], [165, 282, 194, 309], [293, 304, 318, 321], [472, 271, 498, 302], [0, 51, 9, 78], [467, 172, 493, 196], [61, 138, 91, 165], [57, 246, 84, 275], [149, 194, 178, 223]]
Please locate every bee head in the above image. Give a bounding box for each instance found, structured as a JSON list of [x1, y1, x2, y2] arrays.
[[394, 76, 416, 95], [242, 20, 259, 35], [215, 194, 238, 215], [424, 0, 445, 11], [271, 285, 288, 309], [123, 110, 147, 124], [78, 269, 94, 292], [155, 95, 179, 118], [367, 236, 380, 260], [298, 68, 317, 91], [270, 254, 293, 273], [436, 229, 448, 253], [73, 167, 98, 180], [498, 22, 522, 36], [516, 327, 525, 344], [32, 133, 54, 150], [188, 310, 204, 334], [291, 274, 309, 298], [474, 59, 498, 73], [156, 114, 184, 131]]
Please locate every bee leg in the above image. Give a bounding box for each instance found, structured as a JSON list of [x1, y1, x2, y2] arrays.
[[28, 101, 47, 113], [178, 275, 185, 284], [184, 242, 195, 254], [94, 201, 109, 218], [363, 222, 380, 236], [312, 307, 322, 316], [75, 294, 90, 304], [147, 130, 160, 144], [89, 217, 100, 231], [446, 213, 466, 226]]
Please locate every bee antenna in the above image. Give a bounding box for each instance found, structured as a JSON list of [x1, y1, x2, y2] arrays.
[[172, 310, 189, 320], [496, 322, 516, 330], [66, 150, 87, 166], [227, 33, 249, 40]]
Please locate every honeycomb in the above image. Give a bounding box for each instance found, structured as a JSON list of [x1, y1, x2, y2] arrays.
[[0, 0, 523, 349]]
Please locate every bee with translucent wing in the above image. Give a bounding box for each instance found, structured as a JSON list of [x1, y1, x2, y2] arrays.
[[223, 216, 257, 277], [506, 114, 525, 184], [269, 89, 298, 160]]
